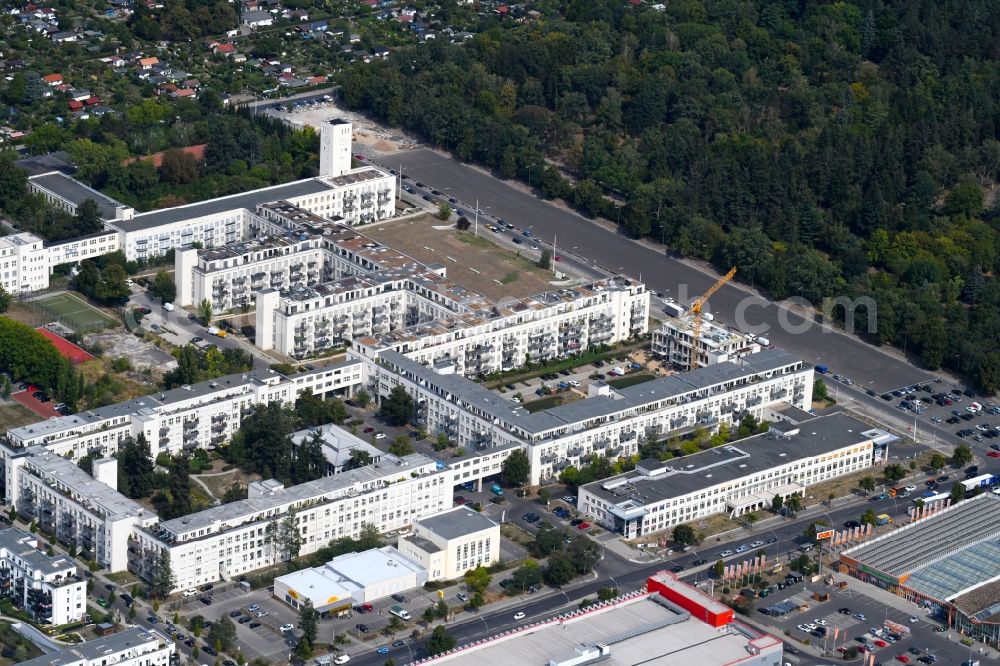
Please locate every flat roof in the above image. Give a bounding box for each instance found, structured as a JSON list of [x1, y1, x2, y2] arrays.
[[111, 177, 332, 232], [416, 506, 498, 541], [582, 412, 879, 507], [844, 492, 1000, 603], [157, 453, 438, 539], [28, 171, 125, 220], [0, 527, 77, 574], [423, 592, 781, 665], [378, 347, 805, 437], [276, 546, 424, 606], [19, 627, 168, 666]]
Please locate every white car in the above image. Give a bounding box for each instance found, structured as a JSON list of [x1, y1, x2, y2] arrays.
[[796, 624, 810, 632], [804, 623, 817, 631], [854, 613, 866, 621], [511, 396, 521, 403], [280, 623, 294, 632], [374, 433, 386, 440], [719, 550, 733, 557], [563, 496, 576, 503], [815, 618, 828, 626], [749, 540, 764, 548], [334, 656, 350, 665], [905, 485, 917, 492], [513, 612, 526, 621], [183, 589, 197, 597], [908, 616, 919, 623], [568, 380, 580, 387]]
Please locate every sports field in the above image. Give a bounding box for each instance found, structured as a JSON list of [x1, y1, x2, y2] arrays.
[[31, 292, 117, 332]]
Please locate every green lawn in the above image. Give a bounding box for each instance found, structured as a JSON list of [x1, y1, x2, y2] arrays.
[[0, 403, 43, 429], [607, 372, 656, 389], [32, 292, 117, 332], [522, 394, 565, 412]]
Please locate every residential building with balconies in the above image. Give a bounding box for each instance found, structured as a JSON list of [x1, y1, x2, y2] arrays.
[[0, 526, 87, 624], [652, 314, 764, 371], [18, 627, 174, 666], [128, 452, 450, 592]]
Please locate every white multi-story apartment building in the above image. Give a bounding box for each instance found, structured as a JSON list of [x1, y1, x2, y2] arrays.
[[16, 119, 393, 287], [128, 453, 451, 592], [651, 314, 764, 371], [578, 412, 889, 539], [19, 627, 175, 666], [365, 348, 814, 485], [0, 446, 156, 572], [0, 526, 87, 624], [0, 232, 50, 294]]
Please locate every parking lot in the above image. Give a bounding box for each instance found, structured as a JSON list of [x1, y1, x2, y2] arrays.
[[757, 578, 983, 665]]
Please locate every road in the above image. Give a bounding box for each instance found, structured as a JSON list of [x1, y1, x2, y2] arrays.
[[369, 149, 936, 394], [344, 448, 1000, 665]]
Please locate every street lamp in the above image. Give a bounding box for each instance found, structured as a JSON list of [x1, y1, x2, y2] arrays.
[[523, 163, 538, 189]]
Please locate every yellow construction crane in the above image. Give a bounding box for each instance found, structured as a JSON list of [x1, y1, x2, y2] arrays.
[[690, 267, 737, 368]]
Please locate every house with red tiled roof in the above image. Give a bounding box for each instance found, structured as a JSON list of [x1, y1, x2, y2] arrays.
[[67, 99, 83, 111], [42, 73, 62, 85], [138, 56, 159, 69], [170, 88, 196, 98], [215, 43, 236, 55]]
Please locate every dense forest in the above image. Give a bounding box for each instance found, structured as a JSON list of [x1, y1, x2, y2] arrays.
[[338, 0, 1000, 391]]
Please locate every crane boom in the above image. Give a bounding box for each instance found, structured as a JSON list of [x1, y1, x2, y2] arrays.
[[690, 267, 736, 368]]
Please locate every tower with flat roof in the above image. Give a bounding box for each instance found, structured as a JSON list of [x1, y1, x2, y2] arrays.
[[319, 118, 352, 177]]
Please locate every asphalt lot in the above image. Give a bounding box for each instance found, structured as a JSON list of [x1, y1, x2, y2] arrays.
[[372, 149, 937, 393], [758, 580, 976, 666]]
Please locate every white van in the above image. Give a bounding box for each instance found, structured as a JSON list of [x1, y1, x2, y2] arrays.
[[162, 302, 174, 312], [389, 605, 411, 621]]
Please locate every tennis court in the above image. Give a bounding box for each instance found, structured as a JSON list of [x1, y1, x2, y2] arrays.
[[29, 292, 117, 332]]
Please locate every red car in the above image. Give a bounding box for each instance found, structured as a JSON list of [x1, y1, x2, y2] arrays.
[[454, 496, 466, 505], [576, 522, 590, 530], [989, 451, 1000, 458], [896, 655, 909, 663], [363, 427, 375, 433], [875, 639, 887, 648]]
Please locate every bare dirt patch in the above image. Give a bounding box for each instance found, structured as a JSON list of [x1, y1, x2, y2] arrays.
[[0, 402, 44, 429], [364, 215, 557, 302]]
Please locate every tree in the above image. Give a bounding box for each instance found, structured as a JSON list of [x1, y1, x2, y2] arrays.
[[501, 448, 530, 487], [929, 453, 947, 472], [672, 524, 697, 546], [385, 616, 404, 638], [118, 434, 154, 499], [293, 431, 327, 483], [952, 443, 974, 468], [812, 379, 830, 401], [151, 270, 177, 304], [295, 390, 347, 426], [0, 285, 10, 314], [76, 199, 104, 235], [543, 551, 576, 586], [859, 476, 877, 494], [160, 149, 201, 185], [770, 494, 783, 512], [426, 626, 456, 656], [714, 559, 725, 577], [150, 549, 175, 599], [435, 432, 450, 451], [167, 452, 192, 519], [379, 386, 414, 426], [860, 509, 878, 526], [537, 248, 552, 269], [222, 484, 247, 504], [510, 559, 543, 593], [566, 537, 601, 574], [882, 464, 906, 483], [464, 566, 491, 596], [950, 482, 966, 504], [388, 435, 414, 457], [538, 488, 550, 505], [437, 202, 452, 220], [785, 494, 804, 515], [198, 299, 213, 325], [227, 402, 299, 483], [355, 389, 371, 408], [455, 216, 471, 231], [207, 614, 237, 652], [278, 510, 303, 561], [532, 526, 564, 556], [298, 601, 318, 650]]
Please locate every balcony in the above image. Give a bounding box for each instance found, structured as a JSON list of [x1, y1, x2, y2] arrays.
[[211, 422, 226, 433], [212, 413, 227, 423]]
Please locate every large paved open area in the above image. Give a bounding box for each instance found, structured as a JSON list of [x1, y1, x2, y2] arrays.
[[372, 149, 935, 394]]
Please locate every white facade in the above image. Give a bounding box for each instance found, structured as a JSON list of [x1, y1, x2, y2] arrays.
[[0, 445, 156, 572], [651, 314, 763, 371], [18, 627, 174, 666], [396, 506, 500, 581], [578, 412, 884, 539], [0, 527, 87, 625], [366, 348, 814, 485], [44, 231, 121, 269], [0, 232, 49, 294], [129, 453, 450, 592], [319, 118, 352, 178], [274, 546, 427, 613]]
